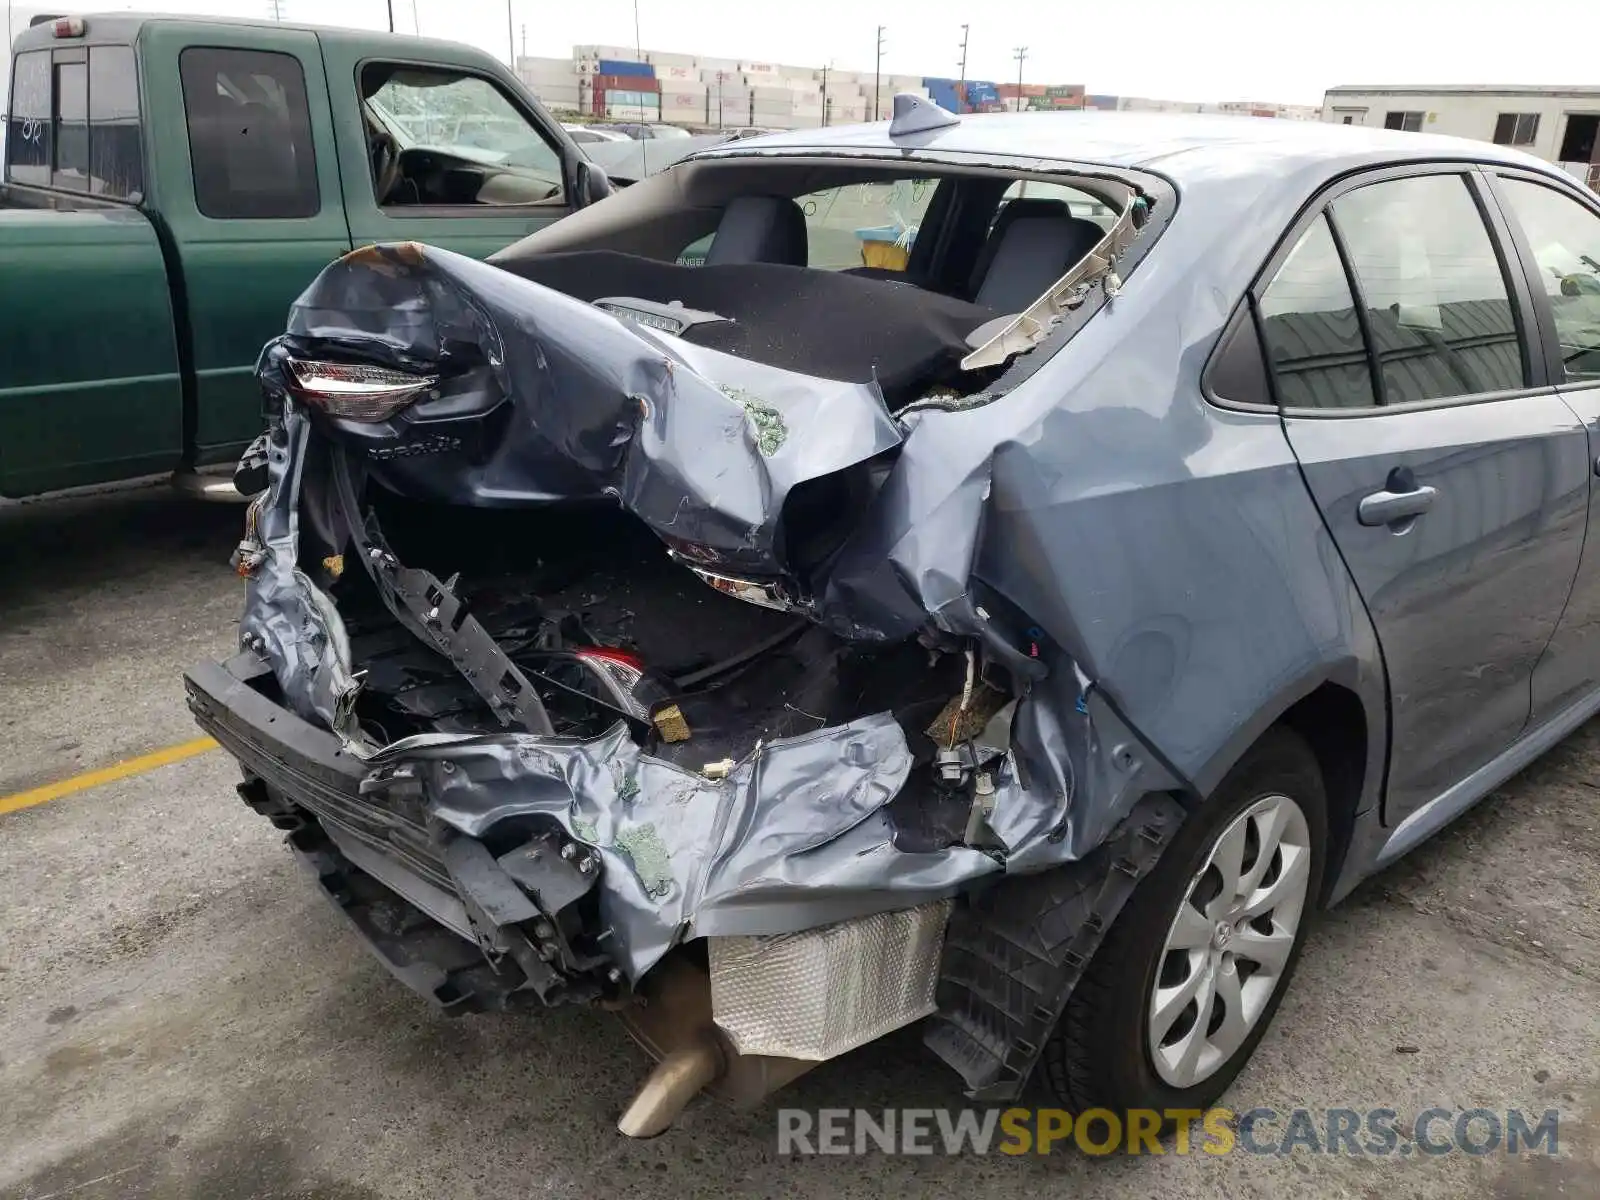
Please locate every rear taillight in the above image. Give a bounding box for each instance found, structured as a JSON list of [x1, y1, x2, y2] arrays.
[[573, 647, 650, 718], [51, 17, 85, 37], [285, 358, 437, 422]]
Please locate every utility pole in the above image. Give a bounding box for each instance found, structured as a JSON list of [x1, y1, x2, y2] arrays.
[[521, 24, 526, 58], [633, 0, 645, 123], [820, 63, 828, 127], [384, 0, 394, 32], [716, 70, 725, 130], [956, 24, 968, 114], [1013, 45, 1027, 112], [873, 25, 886, 121], [505, 0, 515, 68]]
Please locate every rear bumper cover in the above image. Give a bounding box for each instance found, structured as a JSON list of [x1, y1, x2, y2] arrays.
[[186, 652, 609, 1009]]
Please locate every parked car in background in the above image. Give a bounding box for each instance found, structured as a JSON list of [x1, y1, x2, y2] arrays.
[[562, 123, 630, 144], [187, 100, 1600, 1138], [595, 121, 692, 140], [0, 13, 613, 500]]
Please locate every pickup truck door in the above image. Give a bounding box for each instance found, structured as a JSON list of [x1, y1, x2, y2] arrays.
[[139, 23, 353, 461], [1485, 170, 1600, 723], [1267, 167, 1589, 828], [317, 35, 575, 260]]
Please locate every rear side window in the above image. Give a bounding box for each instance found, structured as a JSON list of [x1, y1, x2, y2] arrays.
[[1495, 177, 1600, 381], [180, 47, 319, 219], [6, 51, 52, 186], [4, 47, 143, 198], [89, 46, 142, 199], [800, 179, 938, 271], [998, 179, 1118, 231], [1333, 174, 1526, 403], [1256, 214, 1377, 409]]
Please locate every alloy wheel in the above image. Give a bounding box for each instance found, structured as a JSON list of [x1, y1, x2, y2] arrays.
[[1147, 793, 1312, 1088]]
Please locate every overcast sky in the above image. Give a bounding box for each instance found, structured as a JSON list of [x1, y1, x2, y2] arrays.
[[5, 0, 1592, 104]]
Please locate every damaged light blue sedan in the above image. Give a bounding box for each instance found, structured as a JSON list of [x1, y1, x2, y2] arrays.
[[185, 97, 1600, 1135]]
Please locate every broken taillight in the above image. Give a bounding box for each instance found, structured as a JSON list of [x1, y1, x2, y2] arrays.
[[285, 358, 437, 423]]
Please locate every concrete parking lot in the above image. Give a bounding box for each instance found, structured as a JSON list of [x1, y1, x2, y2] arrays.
[[2, 485, 1598, 1199]]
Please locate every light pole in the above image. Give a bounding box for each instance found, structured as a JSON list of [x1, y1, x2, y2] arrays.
[[873, 25, 886, 121], [384, 0, 394, 32], [1013, 45, 1027, 112], [956, 24, 968, 114], [505, 0, 515, 68]]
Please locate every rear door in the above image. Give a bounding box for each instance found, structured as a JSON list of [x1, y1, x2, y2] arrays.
[[140, 23, 352, 461], [1265, 166, 1589, 825], [1486, 170, 1600, 720], [318, 38, 574, 260]]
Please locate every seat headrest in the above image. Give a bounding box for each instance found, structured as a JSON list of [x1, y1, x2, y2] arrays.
[[704, 194, 808, 267], [971, 198, 1105, 313]]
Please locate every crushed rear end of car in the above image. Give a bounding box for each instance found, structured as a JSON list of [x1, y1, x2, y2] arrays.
[[187, 172, 1187, 1129]]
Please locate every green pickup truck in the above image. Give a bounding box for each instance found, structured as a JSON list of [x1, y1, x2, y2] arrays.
[[1, 14, 612, 499]]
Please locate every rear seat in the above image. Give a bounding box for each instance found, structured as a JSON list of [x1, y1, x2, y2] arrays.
[[966, 198, 1105, 313], [703, 195, 809, 267]]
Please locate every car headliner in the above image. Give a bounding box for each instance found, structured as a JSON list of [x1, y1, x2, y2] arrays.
[[688, 109, 1557, 181]]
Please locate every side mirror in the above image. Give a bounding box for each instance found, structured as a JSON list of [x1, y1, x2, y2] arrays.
[[576, 160, 615, 207]]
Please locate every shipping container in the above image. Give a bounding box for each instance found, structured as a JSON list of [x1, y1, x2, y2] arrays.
[[655, 64, 698, 82], [597, 58, 654, 79], [961, 80, 1000, 106], [924, 80, 959, 113], [518, 55, 575, 74], [647, 50, 698, 70], [594, 74, 661, 93]]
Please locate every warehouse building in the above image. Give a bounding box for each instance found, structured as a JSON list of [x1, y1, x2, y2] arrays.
[[1320, 85, 1600, 188]]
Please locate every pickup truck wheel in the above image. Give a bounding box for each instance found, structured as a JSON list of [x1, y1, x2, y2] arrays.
[[1040, 727, 1327, 1119]]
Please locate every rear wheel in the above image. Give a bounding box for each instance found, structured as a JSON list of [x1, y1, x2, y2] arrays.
[[1041, 727, 1327, 1116]]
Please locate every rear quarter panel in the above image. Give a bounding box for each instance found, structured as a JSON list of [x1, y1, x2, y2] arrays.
[[0, 206, 182, 495], [880, 153, 1392, 841]]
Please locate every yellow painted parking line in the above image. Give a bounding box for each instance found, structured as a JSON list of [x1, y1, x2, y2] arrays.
[[0, 737, 218, 816]]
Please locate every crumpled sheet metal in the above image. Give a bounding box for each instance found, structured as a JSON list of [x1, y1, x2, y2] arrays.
[[241, 242, 1187, 978], [366, 716, 992, 978], [273, 244, 903, 581], [238, 405, 362, 736]]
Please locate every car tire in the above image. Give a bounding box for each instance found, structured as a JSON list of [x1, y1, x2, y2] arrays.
[[1040, 726, 1328, 1117]]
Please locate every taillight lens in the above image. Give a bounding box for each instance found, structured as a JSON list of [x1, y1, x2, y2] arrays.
[[285, 358, 437, 422]]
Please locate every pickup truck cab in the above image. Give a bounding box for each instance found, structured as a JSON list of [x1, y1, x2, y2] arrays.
[[0, 14, 606, 498]]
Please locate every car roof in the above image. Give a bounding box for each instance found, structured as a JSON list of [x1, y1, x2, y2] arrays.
[[691, 110, 1557, 182]]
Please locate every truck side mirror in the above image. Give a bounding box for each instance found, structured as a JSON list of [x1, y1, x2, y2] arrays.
[[575, 160, 614, 207]]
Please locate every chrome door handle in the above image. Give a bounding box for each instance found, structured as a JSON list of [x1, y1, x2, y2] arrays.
[[1358, 485, 1438, 527]]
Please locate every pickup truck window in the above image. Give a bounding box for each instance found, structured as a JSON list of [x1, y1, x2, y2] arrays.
[[53, 58, 88, 190], [6, 45, 142, 198], [7, 51, 52, 186], [362, 65, 564, 207], [180, 47, 319, 219], [89, 46, 142, 199]]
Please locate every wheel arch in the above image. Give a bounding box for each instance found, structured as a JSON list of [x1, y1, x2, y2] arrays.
[[1184, 664, 1385, 905]]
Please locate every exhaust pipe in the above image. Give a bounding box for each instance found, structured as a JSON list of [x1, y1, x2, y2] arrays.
[[612, 953, 816, 1138], [616, 1033, 724, 1138]]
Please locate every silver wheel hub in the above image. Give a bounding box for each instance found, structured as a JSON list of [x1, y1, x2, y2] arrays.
[[1148, 793, 1311, 1089]]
